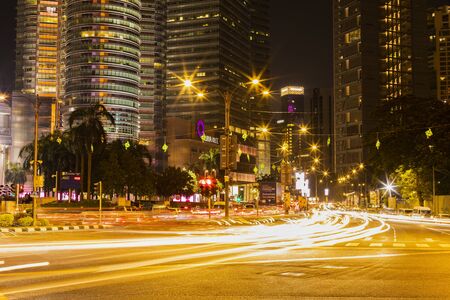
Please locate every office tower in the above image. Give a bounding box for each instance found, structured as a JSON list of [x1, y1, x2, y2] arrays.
[[0, 100, 11, 185], [280, 86, 306, 162], [306, 88, 333, 173], [165, 0, 252, 164], [249, 0, 271, 79], [140, 0, 167, 169], [64, 0, 142, 141], [431, 6, 450, 103], [12, 0, 61, 162], [333, 0, 430, 175]]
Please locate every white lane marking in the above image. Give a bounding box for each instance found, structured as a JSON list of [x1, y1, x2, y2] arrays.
[[369, 243, 383, 247], [280, 272, 305, 277], [320, 265, 349, 269], [416, 244, 430, 248], [364, 237, 372, 241], [425, 238, 434, 242], [439, 244, 450, 248], [393, 243, 406, 247], [0, 262, 49, 273], [345, 243, 360, 247], [392, 225, 397, 242]]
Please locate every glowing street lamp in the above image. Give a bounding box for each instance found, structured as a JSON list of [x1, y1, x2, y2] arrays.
[[251, 78, 260, 86], [0, 94, 7, 101], [359, 163, 365, 170], [197, 92, 205, 99], [184, 79, 193, 88], [381, 179, 396, 197], [300, 125, 309, 134]]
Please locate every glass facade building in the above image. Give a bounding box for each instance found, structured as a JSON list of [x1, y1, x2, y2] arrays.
[[64, 0, 142, 140], [140, 0, 167, 169]]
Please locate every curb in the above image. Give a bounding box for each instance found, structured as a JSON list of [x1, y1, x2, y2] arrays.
[[0, 225, 107, 233], [212, 217, 276, 226]]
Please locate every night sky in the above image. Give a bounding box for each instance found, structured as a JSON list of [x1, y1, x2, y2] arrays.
[[0, 1, 332, 92]]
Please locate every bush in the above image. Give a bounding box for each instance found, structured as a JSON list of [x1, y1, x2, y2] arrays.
[[0, 214, 14, 227], [17, 216, 33, 227], [38, 219, 50, 226]]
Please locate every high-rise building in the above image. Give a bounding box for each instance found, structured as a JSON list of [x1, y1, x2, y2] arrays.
[[249, 0, 271, 80], [333, 0, 430, 175], [64, 0, 142, 141], [431, 5, 450, 103], [12, 0, 61, 163], [280, 86, 306, 161], [140, 0, 167, 169], [166, 0, 253, 164]]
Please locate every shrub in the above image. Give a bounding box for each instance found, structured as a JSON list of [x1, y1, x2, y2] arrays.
[[0, 214, 14, 227], [38, 219, 50, 226], [17, 216, 33, 227]]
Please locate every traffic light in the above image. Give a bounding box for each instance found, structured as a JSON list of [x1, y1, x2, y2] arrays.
[[94, 181, 102, 195], [199, 177, 217, 197]]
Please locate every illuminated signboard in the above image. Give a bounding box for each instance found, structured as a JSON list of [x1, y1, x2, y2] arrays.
[[295, 172, 310, 197], [196, 119, 219, 144]]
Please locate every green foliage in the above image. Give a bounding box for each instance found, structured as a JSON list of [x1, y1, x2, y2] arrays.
[[0, 214, 14, 227], [38, 219, 50, 226], [156, 167, 196, 198], [367, 96, 450, 195], [199, 148, 219, 171], [97, 140, 154, 198], [17, 216, 33, 227], [392, 166, 428, 206], [5, 163, 27, 185]]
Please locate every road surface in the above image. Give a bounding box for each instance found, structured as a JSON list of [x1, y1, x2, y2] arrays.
[[1, 210, 450, 299]]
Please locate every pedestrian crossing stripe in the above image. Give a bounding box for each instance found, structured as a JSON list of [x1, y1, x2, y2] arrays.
[[369, 243, 383, 247], [416, 244, 430, 248], [439, 244, 450, 247], [393, 243, 406, 247], [345, 243, 360, 247]]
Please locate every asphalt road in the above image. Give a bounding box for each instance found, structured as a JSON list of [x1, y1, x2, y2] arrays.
[[1, 211, 450, 299]]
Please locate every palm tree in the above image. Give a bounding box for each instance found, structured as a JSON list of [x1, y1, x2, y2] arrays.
[[199, 148, 219, 173], [69, 104, 115, 201], [5, 163, 27, 186]]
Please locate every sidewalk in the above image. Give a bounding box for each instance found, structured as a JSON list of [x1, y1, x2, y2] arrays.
[[0, 224, 108, 233]]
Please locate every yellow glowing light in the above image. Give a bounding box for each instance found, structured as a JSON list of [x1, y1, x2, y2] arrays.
[[359, 163, 364, 170], [313, 158, 320, 164], [251, 78, 260, 85], [300, 126, 309, 134], [262, 90, 270, 96], [184, 79, 192, 88], [352, 169, 357, 174], [311, 144, 319, 152], [197, 92, 205, 98], [0, 94, 7, 101], [323, 171, 329, 177]]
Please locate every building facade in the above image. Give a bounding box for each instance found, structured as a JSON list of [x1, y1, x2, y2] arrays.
[[64, 0, 142, 141], [432, 5, 450, 103], [333, 0, 430, 175], [139, 0, 167, 169]]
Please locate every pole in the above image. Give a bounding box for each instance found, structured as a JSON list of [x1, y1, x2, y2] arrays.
[[432, 165, 436, 202], [256, 196, 259, 217], [54, 171, 58, 202], [224, 93, 231, 219], [99, 181, 103, 225], [15, 183, 20, 210], [32, 95, 40, 227], [208, 196, 211, 220]]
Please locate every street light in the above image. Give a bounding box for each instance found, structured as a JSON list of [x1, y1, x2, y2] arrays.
[[181, 76, 266, 219]]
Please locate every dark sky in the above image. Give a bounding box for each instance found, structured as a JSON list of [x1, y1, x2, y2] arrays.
[[270, 1, 333, 90], [0, 1, 333, 92]]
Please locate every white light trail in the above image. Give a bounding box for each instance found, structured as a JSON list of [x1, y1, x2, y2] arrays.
[[0, 262, 49, 273]]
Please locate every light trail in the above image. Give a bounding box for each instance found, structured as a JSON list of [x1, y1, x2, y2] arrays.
[[0, 211, 395, 297], [0, 262, 49, 273]]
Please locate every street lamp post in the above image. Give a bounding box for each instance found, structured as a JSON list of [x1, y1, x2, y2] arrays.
[[32, 96, 40, 226], [224, 92, 231, 218]]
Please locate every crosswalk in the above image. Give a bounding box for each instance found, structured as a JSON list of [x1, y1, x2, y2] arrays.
[[341, 242, 450, 249]]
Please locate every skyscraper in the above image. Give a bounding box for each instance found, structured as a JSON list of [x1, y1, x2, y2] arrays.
[[140, 0, 167, 169], [431, 5, 450, 103], [333, 0, 430, 175], [165, 0, 254, 166], [64, 0, 142, 141], [12, 0, 61, 162]]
